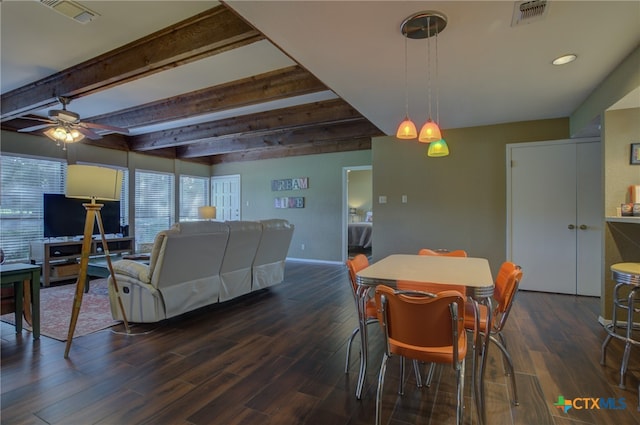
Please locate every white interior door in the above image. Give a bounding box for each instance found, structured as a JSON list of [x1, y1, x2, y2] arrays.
[[510, 142, 578, 294], [575, 142, 602, 296], [212, 175, 240, 221]]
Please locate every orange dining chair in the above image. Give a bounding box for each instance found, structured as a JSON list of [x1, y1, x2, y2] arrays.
[[418, 248, 468, 257], [464, 261, 523, 406], [374, 285, 468, 425], [344, 254, 376, 373]]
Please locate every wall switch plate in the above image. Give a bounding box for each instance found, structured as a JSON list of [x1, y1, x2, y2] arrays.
[[379, 195, 387, 204], [402, 195, 408, 203]]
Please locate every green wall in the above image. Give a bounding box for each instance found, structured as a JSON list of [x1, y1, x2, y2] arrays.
[[212, 150, 371, 261], [372, 118, 569, 275]]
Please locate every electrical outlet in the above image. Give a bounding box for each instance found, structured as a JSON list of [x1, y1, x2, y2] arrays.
[[301, 243, 305, 250]]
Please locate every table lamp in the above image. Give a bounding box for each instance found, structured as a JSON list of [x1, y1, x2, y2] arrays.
[[198, 206, 217, 220], [64, 164, 130, 358]]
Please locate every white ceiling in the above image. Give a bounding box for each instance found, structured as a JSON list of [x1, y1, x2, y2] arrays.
[[1, 1, 639, 142]]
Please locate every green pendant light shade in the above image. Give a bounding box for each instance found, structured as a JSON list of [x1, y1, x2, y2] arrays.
[[427, 139, 449, 157]]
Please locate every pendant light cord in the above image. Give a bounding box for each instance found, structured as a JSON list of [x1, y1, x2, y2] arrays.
[[404, 34, 410, 118], [426, 16, 433, 121], [435, 24, 439, 126]]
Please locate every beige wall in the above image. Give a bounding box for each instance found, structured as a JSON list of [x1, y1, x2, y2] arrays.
[[371, 118, 569, 276], [211, 150, 371, 261], [602, 107, 640, 319]]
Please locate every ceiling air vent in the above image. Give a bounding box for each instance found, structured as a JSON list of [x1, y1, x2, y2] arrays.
[[511, 0, 549, 27], [39, 0, 99, 24]]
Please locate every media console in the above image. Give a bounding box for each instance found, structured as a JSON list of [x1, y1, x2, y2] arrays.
[[30, 237, 134, 287]]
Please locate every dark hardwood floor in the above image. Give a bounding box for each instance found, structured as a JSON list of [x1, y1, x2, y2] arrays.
[[1, 261, 638, 425]]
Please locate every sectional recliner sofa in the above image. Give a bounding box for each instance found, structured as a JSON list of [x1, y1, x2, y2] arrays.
[[106, 219, 294, 323]]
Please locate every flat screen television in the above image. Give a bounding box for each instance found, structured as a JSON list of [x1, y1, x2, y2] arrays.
[[43, 193, 121, 238]]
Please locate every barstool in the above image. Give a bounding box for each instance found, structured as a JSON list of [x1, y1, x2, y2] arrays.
[[600, 262, 640, 389]]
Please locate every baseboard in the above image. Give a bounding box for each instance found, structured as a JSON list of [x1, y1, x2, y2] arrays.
[[286, 257, 343, 265]]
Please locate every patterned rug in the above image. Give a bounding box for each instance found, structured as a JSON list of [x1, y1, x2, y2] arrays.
[[0, 278, 119, 341]]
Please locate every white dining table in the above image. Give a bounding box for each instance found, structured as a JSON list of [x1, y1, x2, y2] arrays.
[[355, 254, 494, 425]]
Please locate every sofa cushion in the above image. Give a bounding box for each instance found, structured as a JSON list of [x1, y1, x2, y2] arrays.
[[171, 221, 228, 235], [113, 260, 151, 284]]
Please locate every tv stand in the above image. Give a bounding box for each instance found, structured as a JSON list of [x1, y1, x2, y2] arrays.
[[30, 237, 134, 287]]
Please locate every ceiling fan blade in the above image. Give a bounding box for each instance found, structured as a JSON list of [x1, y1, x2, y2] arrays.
[[17, 115, 55, 124], [18, 123, 54, 132], [83, 122, 130, 134], [76, 126, 102, 140]]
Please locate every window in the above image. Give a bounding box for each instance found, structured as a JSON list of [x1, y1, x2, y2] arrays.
[[179, 175, 209, 221], [0, 156, 66, 262], [0, 157, 131, 263], [134, 170, 175, 250]]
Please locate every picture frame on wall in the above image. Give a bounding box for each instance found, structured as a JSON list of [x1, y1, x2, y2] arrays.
[[631, 143, 640, 165]]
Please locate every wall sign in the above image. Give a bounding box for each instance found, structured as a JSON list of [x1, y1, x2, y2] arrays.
[[271, 177, 309, 191], [274, 197, 305, 209]]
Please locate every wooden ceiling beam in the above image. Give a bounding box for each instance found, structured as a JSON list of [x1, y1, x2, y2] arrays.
[[128, 98, 356, 150], [1, 5, 262, 121], [89, 66, 328, 130], [176, 119, 382, 158], [210, 137, 373, 164]]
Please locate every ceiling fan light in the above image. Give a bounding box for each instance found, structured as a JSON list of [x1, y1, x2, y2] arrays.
[[427, 138, 449, 157], [396, 117, 417, 139], [43, 127, 58, 141], [418, 119, 442, 143], [54, 127, 67, 140]]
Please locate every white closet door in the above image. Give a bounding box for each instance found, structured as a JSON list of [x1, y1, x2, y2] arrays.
[[575, 142, 602, 296], [508, 139, 602, 295], [510, 142, 577, 294]]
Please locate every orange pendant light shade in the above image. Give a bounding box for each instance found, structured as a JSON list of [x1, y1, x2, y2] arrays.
[[418, 119, 442, 143], [427, 138, 449, 157], [396, 117, 418, 139]]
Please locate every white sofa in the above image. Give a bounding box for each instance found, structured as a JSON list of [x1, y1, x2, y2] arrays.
[[107, 219, 293, 323]]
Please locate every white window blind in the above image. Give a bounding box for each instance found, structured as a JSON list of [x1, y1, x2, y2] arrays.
[[0, 156, 66, 262], [179, 175, 210, 221], [134, 170, 175, 249]]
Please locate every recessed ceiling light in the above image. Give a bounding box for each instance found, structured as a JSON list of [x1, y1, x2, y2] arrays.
[[552, 54, 577, 65]]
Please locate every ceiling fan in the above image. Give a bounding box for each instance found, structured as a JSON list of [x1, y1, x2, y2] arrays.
[[17, 96, 129, 142]]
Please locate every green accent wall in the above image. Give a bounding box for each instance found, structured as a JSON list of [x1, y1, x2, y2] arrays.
[[372, 118, 569, 276]]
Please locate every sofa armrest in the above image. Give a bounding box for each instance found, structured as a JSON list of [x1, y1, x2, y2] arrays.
[[113, 260, 151, 284]]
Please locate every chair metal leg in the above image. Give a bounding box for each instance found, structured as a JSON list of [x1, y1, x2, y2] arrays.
[[345, 327, 359, 373], [490, 334, 519, 405], [456, 358, 465, 425], [412, 359, 423, 388], [376, 353, 389, 425], [345, 318, 377, 374], [425, 362, 436, 387]]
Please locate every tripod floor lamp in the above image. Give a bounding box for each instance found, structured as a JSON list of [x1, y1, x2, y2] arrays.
[[64, 164, 130, 358]]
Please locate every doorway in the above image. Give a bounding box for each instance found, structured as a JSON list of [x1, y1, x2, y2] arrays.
[[343, 166, 372, 262], [212, 175, 241, 221]]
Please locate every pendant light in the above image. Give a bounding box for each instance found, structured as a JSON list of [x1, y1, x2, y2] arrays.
[[396, 34, 417, 139], [399, 11, 450, 157], [426, 16, 449, 157]]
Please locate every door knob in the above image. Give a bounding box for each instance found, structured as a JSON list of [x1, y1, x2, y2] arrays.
[[568, 224, 575, 229], [579, 224, 587, 230]]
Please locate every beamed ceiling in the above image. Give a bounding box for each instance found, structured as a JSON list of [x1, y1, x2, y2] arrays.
[[1, 1, 638, 164], [0, 4, 383, 164]]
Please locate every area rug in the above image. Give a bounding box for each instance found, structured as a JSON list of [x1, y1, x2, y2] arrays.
[[0, 278, 119, 341]]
